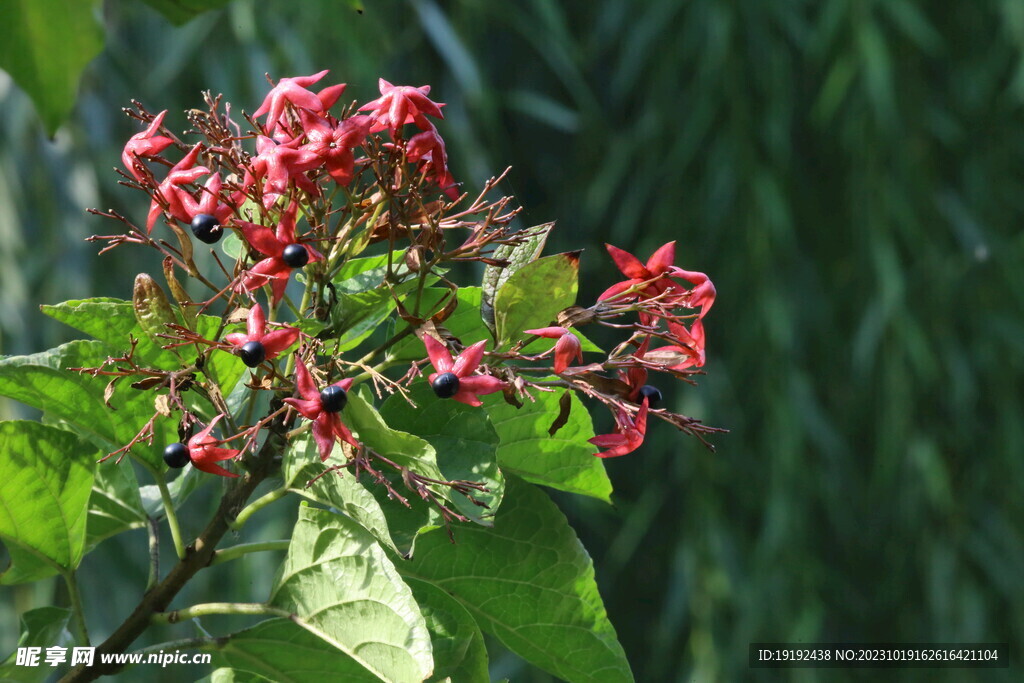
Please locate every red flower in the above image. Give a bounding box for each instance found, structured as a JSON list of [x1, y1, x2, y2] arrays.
[[588, 399, 649, 458], [652, 319, 706, 369], [249, 135, 321, 208], [524, 326, 583, 374], [122, 110, 174, 182], [181, 173, 241, 225], [598, 241, 682, 302], [253, 70, 337, 130], [405, 124, 459, 199], [188, 414, 241, 477], [235, 201, 324, 305], [223, 303, 300, 359], [283, 357, 358, 462], [423, 336, 504, 407], [298, 110, 371, 185], [146, 144, 210, 233], [617, 337, 651, 402], [359, 79, 445, 134]]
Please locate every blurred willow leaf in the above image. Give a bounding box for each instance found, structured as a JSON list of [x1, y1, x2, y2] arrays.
[[0, 0, 103, 136]]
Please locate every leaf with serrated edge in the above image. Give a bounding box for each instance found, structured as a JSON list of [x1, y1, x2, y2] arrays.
[[0, 422, 97, 576], [269, 505, 433, 682], [282, 434, 399, 555], [400, 477, 632, 683], [483, 389, 613, 503]]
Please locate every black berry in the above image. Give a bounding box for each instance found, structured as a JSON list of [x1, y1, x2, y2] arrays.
[[190, 214, 222, 244], [163, 442, 190, 468], [431, 372, 460, 399], [282, 243, 310, 268], [239, 340, 266, 368], [638, 384, 662, 408], [319, 385, 348, 413]]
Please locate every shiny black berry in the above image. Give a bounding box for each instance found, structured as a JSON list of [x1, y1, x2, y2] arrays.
[[163, 442, 190, 468], [282, 243, 310, 268], [190, 214, 222, 244], [319, 385, 348, 413], [239, 340, 266, 368], [639, 384, 662, 408], [431, 372, 460, 399]]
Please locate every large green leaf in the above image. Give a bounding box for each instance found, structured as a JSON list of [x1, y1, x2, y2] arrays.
[[0, 421, 97, 575], [381, 383, 503, 526], [86, 459, 147, 548], [387, 287, 494, 362], [483, 390, 612, 503], [400, 477, 632, 683], [282, 433, 398, 555], [493, 252, 580, 346], [269, 505, 433, 682], [344, 390, 447, 554], [0, 607, 74, 682], [196, 667, 270, 683], [0, 340, 171, 470], [210, 618, 380, 683], [0, 0, 103, 136], [0, 544, 58, 586], [405, 579, 489, 683]]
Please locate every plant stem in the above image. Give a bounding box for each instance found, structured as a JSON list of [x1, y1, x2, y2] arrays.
[[209, 540, 290, 567], [152, 602, 290, 624], [146, 518, 160, 590], [63, 571, 90, 646], [228, 487, 288, 530], [60, 414, 289, 682], [155, 474, 186, 560], [131, 637, 219, 656]]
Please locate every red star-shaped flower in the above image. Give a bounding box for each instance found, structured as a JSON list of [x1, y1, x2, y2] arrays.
[[405, 124, 459, 199], [223, 303, 300, 361], [283, 356, 358, 462], [180, 173, 241, 225], [146, 144, 210, 233], [235, 201, 324, 305], [298, 110, 371, 185], [122, 110, 174, 182], [358, 78, 445, 134], [588, 399, 649, 458], [253, 70, 334, 128], [249, 135, 321, 208], [423, 336, 504, 407], [523, 326, 583, 374], [188, 414, 241, 477], [651, 319, 706, 369]]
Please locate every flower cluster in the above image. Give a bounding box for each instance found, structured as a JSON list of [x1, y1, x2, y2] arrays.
[[90, 71, 719, 518]]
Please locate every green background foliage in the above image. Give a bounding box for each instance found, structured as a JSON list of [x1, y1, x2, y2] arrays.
[[1, 0, 1023, 681]]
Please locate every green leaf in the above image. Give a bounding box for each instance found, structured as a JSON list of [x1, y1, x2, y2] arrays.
[[269, 505, 433, 682], [481, 222, 552, 333], [400, 477, 632, 683], [86, 460, 147, 548], [0, 607, 74, 682], [344, 390, 447, 554], [381, 383, 503, 525], [0, 544, 58, 586], [211, 618, 379, 683], [387, 287, 493, 362], [0, 0, 103, 136], [0, 340, 172, 470], [331, 289, 400, 352], [282, 433, 398, 555], [0, 421, 97, 575], [405, 579, 489, 683], [332, 251, 408, 294], [196, 667, 271, 683], [139, 465, 202, 519], [494, 252, 580, 346], [483, 389, 612, 503], [139, 0, 233, 25]]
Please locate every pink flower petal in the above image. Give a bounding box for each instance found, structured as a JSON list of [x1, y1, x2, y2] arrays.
[[452, 340, 487, 377], [423, 335, 453, 373]]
